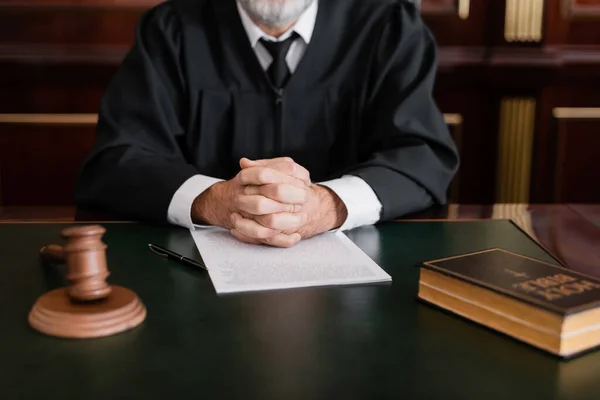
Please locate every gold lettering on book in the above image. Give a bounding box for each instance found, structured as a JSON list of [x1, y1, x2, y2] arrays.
[[536, 288, 563, 301], [512, 274, 599, 302], [578, 281, 600, 290], [505, 269, 529, 278], [532, 277, 562, 288], [515, 281, 539, 292], [552, 274, 577, 284]]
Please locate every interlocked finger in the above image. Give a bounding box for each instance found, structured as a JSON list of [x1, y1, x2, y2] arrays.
[[237, 167, 305, 188], [240, 157, 311, 186], [262, 232, 302, 248], [236, 195, 301, 216], [253, 212, 307, 230], [230, 213, 279, 239], [244, 184, 308, 205], [230, 229, 301, 248]]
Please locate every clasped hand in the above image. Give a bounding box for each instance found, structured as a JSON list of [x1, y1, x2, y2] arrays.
[[193, 157, 346, 248]]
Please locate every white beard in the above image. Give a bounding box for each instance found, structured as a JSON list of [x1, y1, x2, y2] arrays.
[[239, 0, 314, 27]]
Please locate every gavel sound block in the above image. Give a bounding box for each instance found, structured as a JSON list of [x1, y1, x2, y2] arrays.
[[29, 225, 146, 339]]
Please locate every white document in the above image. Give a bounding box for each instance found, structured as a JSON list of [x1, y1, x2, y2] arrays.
[[190, 228, 392, 294]]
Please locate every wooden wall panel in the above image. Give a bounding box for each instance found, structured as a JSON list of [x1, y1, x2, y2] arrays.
[[421, 0, 492, 46], [0, 83, 107, 113], [435, 89, 499, 204], [551, 114, 600, 202], [547, 0, 600, 44], [532, 86, 600, 203], [0, 1, 160, 47], [0, 9, 141, 46], [562, 0, 600, 17], [0, 123, 95, 205]]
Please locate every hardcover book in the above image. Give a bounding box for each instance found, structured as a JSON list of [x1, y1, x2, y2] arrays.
[[417, 248, 600, 358]]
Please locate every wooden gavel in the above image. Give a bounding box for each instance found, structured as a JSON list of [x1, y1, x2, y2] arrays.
[[31, 224, 146, 339], [40, 225, 112, 302]]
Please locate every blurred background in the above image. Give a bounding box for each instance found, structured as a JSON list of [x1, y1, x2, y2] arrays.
[[0, 0, 598, 208]]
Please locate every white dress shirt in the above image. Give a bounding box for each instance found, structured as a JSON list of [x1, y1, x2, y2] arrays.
[[167, 0, 382, 232]]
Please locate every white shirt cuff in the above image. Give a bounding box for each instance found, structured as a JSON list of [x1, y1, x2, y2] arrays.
[[167, 175, 224, 229], [319, 175, 382, 232]]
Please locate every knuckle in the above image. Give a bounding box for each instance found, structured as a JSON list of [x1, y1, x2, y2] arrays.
[[258, 184, 271, 198], [233, 195, 244, 209], [261, 184, 274, 198], [253, 199, 264, 214], [302, 170, 311, 181], [237, 169, 249, 184], [273, 184, 286, 199], [284, 160, 296, 173], [256, 198, 271, 214], [257, 168, 271, 183], [244, 185, 258, 196], [299, 188, 309, 202]]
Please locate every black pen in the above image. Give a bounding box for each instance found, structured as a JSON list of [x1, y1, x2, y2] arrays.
[[148, 244, 208, 271]]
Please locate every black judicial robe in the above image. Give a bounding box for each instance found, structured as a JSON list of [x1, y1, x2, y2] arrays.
[[75, 0, 459, 224]]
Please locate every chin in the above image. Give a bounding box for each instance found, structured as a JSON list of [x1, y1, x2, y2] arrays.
[[240, 0, 314, 27]]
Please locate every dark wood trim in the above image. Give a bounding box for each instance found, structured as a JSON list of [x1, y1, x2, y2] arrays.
[[438, 46, 488, 66], [0, 46, 491, 68], [0, 44, 128, 65], [421, 0, 460, 15], [0, 0, 161, 10], [0, 206, 76, 222], [546, 0, 600, 44], [2, 44, 600, 69], [489, 46, 600, 66], [0, 114, 97, 125], [0, 164, 3, 207], [562, 0, 600, 18], [553, 121, 568, 202], [0, 45, 488, 68]]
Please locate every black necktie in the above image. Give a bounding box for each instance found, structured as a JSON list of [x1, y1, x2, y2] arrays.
[[259, 32, 299, 89]]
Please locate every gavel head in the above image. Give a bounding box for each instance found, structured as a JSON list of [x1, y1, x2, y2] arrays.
[[61, 225, 112, 302]]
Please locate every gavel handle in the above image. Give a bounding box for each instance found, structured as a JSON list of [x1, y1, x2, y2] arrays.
[[40, 244, 67, 264]]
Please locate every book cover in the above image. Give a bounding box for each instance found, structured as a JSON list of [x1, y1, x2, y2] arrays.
[[421, 249, 600, 315]]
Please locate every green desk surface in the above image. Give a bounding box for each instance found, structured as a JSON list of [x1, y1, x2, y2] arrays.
[[2, 221, 599, 400]]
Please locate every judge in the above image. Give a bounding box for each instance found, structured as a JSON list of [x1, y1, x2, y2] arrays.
[[75, 0, 459, 248]]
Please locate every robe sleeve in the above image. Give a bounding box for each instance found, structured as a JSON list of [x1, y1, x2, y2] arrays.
[[74, 3, 197, 223], [348, 2, 460, 220]]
